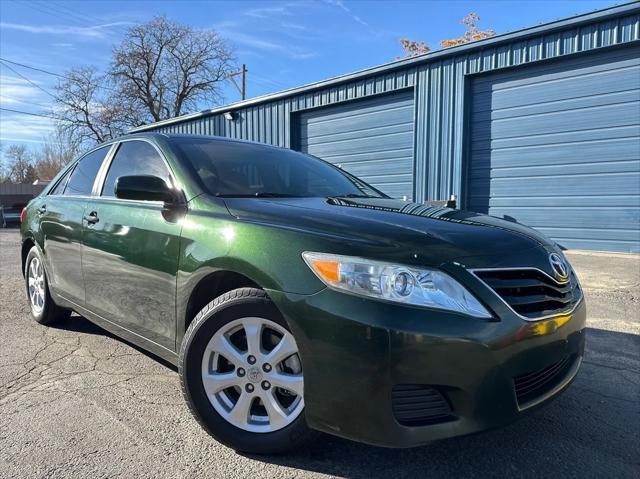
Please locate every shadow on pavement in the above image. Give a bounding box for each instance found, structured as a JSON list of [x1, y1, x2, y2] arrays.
[[50, 312, 639, 477], [52, 314, 178, 372]]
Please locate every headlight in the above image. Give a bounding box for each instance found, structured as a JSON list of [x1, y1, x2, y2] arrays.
[[302, 252, 492, 318]]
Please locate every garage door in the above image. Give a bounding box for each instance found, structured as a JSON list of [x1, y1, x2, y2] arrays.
[[298, 91, 415, 199], [468, 46, 640, 253]]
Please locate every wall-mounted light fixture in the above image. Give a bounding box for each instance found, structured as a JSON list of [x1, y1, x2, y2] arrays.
[[224, 111, 238, 121]]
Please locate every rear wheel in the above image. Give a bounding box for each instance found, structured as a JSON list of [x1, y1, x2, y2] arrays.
[[24, 246, 71, 325], [179, 288, 313, 454]]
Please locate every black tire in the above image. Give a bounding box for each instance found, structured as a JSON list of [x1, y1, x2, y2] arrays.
[[24, 246, 71, 325], [179, 287, 314, 454]]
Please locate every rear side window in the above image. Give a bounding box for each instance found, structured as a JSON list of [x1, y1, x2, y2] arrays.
[[101, 141, 171, 197], [49, 168, 72, 195], [64, 147, 110, 196]]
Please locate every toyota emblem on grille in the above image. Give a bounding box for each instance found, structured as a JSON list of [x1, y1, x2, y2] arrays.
[[549, 253, 569, 280]]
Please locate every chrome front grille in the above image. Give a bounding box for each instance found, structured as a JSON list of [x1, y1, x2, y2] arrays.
[[473, 268, 582, 320]]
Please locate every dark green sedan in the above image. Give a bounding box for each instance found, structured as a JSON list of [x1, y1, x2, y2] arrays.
[[20, 133, 585, 454]]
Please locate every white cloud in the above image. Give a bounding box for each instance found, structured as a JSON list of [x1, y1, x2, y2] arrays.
[[281, 22, 308, 31], [322, 0, 369, 27], [0, 74, 56, 143], [0, 75, 51, 106], [51, 42, 74, 48], [0, 113, 55, 144], [244, 5, 293, 18], [221, 31, 316, 61], [0, 21, 133, 39]]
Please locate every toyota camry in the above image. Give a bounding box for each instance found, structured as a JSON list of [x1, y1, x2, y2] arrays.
[[20, 133, 585, 453]]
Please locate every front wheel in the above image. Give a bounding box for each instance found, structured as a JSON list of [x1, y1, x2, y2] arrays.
[[179, 288, 314, 454]]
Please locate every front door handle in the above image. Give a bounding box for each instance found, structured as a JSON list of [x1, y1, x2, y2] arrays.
[[84, 211, 99, 225]]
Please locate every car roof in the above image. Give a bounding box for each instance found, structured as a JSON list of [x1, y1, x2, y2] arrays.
[[113, 132, 284, 150]]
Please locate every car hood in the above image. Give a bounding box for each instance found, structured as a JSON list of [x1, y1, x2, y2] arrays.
[[223, 196, 559, 268]]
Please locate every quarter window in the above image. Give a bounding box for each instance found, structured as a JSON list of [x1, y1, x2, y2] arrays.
[[64, 147, 110, 196], [101, 141, 171, 197], [49, 168, 72, 195]]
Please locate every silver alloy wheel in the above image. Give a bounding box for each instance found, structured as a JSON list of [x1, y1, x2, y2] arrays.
[[201, 316, 304, 433], [27, 257, 45, 314]]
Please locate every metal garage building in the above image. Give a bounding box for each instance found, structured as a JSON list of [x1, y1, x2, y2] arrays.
[[132, 2, 640, 253]]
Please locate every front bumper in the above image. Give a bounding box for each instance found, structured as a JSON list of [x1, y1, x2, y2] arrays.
[[267, 284, 586, 448]]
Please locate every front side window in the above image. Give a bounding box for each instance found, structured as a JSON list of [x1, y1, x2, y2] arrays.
[[64, 147, 110, 196], [171, 138, 385, 198], [101, 141, 172, 197]]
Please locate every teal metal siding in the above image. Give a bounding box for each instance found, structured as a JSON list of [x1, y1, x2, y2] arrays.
[[468, 45, 640, 253], [298, 91, 415, 199]]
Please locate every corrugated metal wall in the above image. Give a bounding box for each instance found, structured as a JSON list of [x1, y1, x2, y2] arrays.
[[468, 45, 640, 252], [147, 5, 640, 205], [298, 90, 415, 199]]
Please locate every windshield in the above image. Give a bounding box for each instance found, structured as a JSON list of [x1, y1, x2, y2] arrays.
[[171, 138, 386, 198]]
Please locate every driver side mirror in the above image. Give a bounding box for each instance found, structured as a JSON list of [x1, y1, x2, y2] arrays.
[[115, 175, 176, 203]]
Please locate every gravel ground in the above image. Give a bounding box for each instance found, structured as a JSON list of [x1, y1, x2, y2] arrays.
[[1, 228, 638, 478]]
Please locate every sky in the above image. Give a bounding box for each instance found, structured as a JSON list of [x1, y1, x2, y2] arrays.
[[0, 0, 622, 151]]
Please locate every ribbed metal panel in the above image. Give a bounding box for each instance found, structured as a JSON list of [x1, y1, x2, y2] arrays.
[[298, 91, 415, 199], [468, 45, 640, 252], [139, 5, 640, 251]]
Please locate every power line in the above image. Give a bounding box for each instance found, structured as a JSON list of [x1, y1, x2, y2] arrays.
[[0, 57, 64, 78], [0, 61, 59, 99], [0, 57, 122, 95], [23, 0, 89, 28], [0, 107, 59, 120], [0, 95, 53, 109], [47, 0, 106, 25]]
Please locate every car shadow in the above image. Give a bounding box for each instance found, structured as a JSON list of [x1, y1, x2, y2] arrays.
[[50, 313, 178, 372], [49, 315, 639, 477], [242, 327, 639, 478]]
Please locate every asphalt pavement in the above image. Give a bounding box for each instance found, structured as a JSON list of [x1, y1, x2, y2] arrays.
[[0, 229, 638, 478]]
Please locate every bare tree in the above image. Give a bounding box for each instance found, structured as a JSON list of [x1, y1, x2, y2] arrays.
[[33, 128, 79, 180], [111, 16, 234, 122], [0, 143, 9, 183], [55, 67, 143, 146], [5, 145, 38, 183], [399, 12, 495, 58], [55, 16, 235, 147]]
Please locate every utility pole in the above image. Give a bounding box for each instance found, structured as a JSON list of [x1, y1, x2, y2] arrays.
[[226, 64, 247, 100], [241, 64, 246, 101]]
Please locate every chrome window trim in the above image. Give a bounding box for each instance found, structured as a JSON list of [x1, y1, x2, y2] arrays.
[[92, 143, 119, 196], [62, 144, 114, 198], [94, 137, 182, 201], [470, 267, 584, 322]]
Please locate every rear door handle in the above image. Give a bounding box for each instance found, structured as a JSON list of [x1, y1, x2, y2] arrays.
[[84, 211, 99, 225]]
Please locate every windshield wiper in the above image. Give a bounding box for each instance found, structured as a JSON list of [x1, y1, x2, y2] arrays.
[[215, 192, 300, 198], [254, 192, 301, 197], [332, 193, 376, 198]]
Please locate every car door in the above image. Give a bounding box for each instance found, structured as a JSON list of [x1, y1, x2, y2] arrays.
[[38, 146, 112, 305], [81, 139, 182, 350]]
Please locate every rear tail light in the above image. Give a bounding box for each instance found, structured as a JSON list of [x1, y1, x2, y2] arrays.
[[20, 207, 27, 223]]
